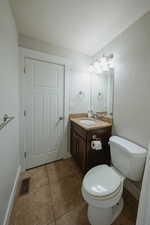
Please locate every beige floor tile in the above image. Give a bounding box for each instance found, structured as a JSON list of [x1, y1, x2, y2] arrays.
[[55, 202, 90, 225], [112, 201, 136, 225], [10, 159, 138, 225], [46, 158, 82, 184], [23, 166, 49, 192], [11, 185, 54, 225], [51, 173, 84, 219]]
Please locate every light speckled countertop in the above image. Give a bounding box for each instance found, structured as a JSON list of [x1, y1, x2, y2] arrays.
[[70, 117, 112, 131]]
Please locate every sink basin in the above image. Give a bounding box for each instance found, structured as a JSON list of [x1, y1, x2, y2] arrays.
[[80, 119, 96, 126]]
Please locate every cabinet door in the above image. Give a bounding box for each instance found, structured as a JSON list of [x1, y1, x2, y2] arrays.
[[71, 131, 79, 160], [76, 135, 86, 171], [71, 129, 86, 172], [87, 134, 111, 170]]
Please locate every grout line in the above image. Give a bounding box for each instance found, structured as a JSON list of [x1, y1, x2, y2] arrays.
[[45, 165, 56, 225]]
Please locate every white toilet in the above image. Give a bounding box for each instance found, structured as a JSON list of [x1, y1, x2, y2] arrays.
[[82, 136, 147, 225]]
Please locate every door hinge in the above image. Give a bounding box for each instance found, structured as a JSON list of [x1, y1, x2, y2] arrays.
[[24, 152, 27, 159], [24, 110, 27, 117]]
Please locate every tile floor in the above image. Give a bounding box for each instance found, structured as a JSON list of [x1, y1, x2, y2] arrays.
[[10, 158, 138, 225]]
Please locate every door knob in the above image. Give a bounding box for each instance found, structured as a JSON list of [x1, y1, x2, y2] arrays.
[[59, 116, 64, 120]]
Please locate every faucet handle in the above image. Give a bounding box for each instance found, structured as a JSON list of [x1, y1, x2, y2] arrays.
[[3, 114, 9, 122]]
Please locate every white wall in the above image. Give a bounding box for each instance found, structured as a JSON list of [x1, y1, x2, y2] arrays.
[[91, 73, 109, 113], [94, 10, 150, 149], [69, 71, 91, 113], [19, 34, 91, 72], [0, 0, 20, 224]]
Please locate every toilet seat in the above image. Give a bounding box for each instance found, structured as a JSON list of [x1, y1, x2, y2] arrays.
[[82, 164, 124, 208], [85, 183, 122, 200], [83, 165, 122, 197]]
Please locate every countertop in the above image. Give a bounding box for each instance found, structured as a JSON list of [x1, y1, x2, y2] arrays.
[[70, 117, 112, 131]]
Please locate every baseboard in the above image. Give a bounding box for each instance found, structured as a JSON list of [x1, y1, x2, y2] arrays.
[[3, 165, 21, 225], [63, 151, 71, 159]]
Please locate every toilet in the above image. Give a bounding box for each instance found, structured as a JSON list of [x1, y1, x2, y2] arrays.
[[82, 136, 147, 225]]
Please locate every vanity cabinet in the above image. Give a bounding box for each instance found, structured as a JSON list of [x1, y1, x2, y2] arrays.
[[70, 121, 112, 173]]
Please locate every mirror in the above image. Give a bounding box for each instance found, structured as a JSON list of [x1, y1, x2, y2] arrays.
[[91, 71, 114, 118]]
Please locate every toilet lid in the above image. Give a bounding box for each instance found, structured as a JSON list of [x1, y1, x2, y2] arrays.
[[83, 165, 121, 197]]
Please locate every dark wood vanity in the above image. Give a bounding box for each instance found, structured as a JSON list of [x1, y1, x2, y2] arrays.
[[70, 117, 112, 173]]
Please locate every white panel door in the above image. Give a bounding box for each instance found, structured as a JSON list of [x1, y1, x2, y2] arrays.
[[24, 58, 64, 169]]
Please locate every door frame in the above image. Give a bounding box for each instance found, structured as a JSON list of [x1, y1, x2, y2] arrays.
[[19, 47, 71, 171]]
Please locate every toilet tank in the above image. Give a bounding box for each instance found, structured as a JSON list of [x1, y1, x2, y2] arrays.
[[109, 136, 147, 181]]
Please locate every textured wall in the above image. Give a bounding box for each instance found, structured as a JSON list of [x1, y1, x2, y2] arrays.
[[94, 11, 150, 149], [0, 0, 20, 224]]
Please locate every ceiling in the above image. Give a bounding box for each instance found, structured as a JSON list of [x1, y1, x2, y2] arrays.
[[10, 0, 150, 56]]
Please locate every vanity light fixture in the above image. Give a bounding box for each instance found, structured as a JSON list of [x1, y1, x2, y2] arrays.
[[89, 54, 114, 74], [93, 61, 103, 73]]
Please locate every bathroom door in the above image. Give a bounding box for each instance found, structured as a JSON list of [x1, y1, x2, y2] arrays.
[[24, 58, 64, 169]]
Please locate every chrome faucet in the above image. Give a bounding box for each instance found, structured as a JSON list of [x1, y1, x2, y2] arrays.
[[92, 113, 99, 119]]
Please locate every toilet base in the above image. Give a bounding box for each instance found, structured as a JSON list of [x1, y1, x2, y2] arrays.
[[112, 198, 124, 223], [87, 198, 124, 225]]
